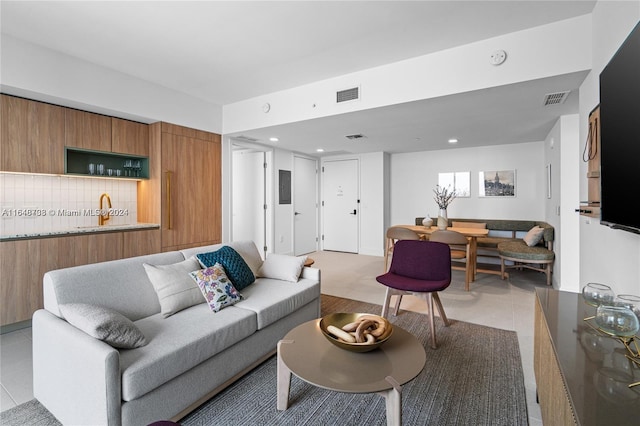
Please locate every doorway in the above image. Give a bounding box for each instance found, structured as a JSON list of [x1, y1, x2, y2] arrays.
[[293, 156, 318, 255], [322, 158, 359, 253], [231, 144, 271, 257]]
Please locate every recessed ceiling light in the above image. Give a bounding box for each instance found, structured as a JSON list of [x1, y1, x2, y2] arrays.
[[316, 148, 324, 152], [448, 138, 458, 144], [269, 137, 279, 142]]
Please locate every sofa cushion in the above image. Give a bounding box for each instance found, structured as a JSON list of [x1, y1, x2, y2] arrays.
[[234, 277, 321, 329], [59, 303, 147, 349], [257, 254, 307, 282], [44, 251, 186, 321], [498, 241, 555, 261], [196, 246, 255, 290], [120, 304, 257, 401], [143, 257, 203, 318], [189, 264, 243, 312]]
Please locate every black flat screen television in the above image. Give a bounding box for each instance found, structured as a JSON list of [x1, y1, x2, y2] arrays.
[[599, 21, 640, 234]]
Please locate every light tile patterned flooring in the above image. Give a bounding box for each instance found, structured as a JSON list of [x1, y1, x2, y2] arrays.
[[0, 250, 544, 425]]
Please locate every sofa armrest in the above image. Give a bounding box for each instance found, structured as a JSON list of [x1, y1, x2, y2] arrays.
[[300, 266, 320, 282], [33, 309, 122, 426]]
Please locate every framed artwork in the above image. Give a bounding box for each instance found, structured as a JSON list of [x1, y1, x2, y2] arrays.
[[278, 169, 291, 204], [479, 170, 516, 197], [438, 171, 470, 197]]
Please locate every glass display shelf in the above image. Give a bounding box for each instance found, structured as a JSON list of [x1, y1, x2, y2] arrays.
[[65, 147, 149, 179]]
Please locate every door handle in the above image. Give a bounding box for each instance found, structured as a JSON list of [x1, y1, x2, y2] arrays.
[[350, 209, 357, 215], [294, 212, 301, 215], [166, 171, 173, 230]]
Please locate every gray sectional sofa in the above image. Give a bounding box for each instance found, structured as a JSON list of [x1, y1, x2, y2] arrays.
[[32, 240, 321, 426]]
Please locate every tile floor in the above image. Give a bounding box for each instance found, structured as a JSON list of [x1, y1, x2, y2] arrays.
[[0, 250, 545, 425]]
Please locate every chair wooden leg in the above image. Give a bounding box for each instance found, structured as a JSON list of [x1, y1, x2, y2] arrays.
[[393, 295, 402, 316], [381, 287, 393, 318], [427, 293, 437, 349], [545, 263, 552, 286], [432, 292, 450, 327], [500, 257, 506, 280]]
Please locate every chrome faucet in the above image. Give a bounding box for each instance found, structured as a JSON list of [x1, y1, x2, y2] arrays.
[[98, 193, 112, 225]]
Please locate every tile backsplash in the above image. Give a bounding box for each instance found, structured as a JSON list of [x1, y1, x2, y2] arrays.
[[0, 173, 138, 237]]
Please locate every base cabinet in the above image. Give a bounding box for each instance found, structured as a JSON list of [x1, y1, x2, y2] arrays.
[[0, 229, 159, 326], [534, 288, 640, 426]]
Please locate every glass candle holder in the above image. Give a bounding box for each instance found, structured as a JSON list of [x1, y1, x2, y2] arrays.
[[595, 305, 640, 338], [615, 294, 640, 321], [582, 283, 615, 307]]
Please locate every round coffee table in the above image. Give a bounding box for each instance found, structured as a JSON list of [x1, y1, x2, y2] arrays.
[[277, 319, 426, 426]]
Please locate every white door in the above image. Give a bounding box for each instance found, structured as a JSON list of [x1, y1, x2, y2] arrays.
[[232, 149, 265, 253], [294, 156, 318, 255], [322, 159, 358, 253]]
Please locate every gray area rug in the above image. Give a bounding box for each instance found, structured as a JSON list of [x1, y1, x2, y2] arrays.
[[1, 295, 528, 426]]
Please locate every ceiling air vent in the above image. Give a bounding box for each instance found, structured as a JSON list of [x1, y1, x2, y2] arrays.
[[233, 135, 259, 143], [337, 87, 360, 103], [543, 91, 570, 106], [345, 134, 366, 140]]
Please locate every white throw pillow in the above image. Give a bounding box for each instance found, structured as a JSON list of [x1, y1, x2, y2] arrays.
[[257, 254, 307, 282], [143, 257, 203, 318], [523, 226, 545, 247], [59, 303, 147, 349]]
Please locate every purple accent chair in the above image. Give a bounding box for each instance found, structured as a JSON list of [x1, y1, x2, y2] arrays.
[[376, 240, 452, 349]]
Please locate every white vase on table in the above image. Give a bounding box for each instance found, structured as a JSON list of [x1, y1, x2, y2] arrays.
[[437, 208, 448, 230], [422, 215, 433, 227]]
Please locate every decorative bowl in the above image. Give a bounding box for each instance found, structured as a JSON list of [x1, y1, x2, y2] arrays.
[[319, 312, 393, 353]]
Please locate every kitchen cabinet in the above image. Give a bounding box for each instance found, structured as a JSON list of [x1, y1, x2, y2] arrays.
[[123, 229, 161, 258], [145, 122, 221, 252], [65, 108, 112, 152], [112, 117, 149, 157], [0, 228, 160, 326], [0, 94, 65, 174]]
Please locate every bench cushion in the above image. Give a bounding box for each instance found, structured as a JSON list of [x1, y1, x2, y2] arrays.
[[498, 241, 555, 261]]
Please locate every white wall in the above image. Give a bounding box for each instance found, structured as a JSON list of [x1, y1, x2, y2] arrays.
[[273, 149, 294, 255], [545, 114, 581, 290], [390, 142, 545, 224], [577, 2, 640, 296], [0, 35, 222, 133], [223, 15, 591, 135]]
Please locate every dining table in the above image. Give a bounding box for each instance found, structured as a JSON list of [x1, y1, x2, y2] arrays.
[[397, 225, 489, 284]]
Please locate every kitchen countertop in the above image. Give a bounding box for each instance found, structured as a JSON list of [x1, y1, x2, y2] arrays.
[[0, 223, 160, 241]]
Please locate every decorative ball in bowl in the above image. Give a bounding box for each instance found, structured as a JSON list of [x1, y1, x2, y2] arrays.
[[319, 312, 393, 352]]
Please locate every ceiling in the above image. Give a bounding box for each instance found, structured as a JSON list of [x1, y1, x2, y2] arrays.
[[1, 1, 596, 157]]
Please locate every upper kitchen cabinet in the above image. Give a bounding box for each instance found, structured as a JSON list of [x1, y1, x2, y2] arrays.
[[65, 108, 112, 152], [1, 94, 65, 174], [112, 117, 149, 157]]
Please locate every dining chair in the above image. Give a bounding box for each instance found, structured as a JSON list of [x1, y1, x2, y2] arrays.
[[376, 240, 452, 349], [429, 229, 472, 291], [383, 226, 421, 273]]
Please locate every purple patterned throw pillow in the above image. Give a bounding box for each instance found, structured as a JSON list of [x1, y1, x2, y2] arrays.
[[189, 263, 243, 312]]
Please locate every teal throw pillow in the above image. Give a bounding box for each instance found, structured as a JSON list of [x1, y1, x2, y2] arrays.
[[196, 246, 255, 290]]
